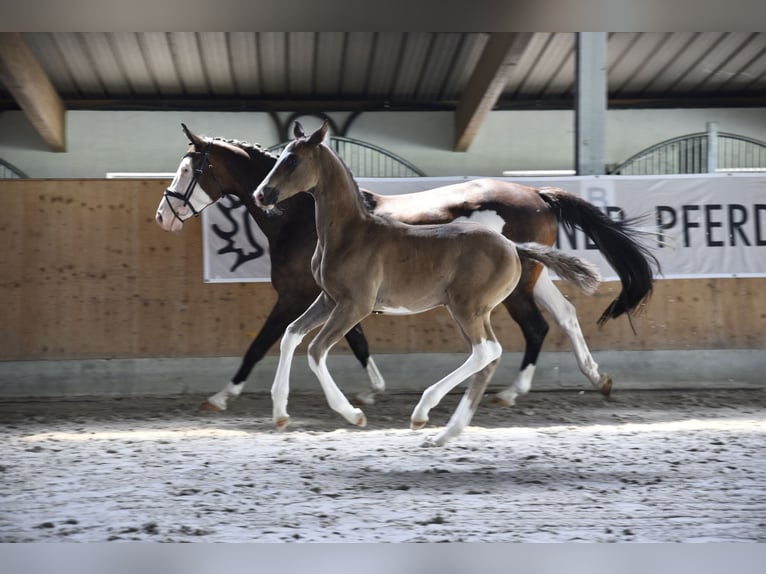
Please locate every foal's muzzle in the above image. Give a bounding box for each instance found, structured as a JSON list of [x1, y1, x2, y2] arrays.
[[255, 186, 279, 209]]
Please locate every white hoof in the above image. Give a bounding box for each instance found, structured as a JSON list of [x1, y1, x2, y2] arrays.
[[353, 391, 377, 406], [205, 393, 228, 411]]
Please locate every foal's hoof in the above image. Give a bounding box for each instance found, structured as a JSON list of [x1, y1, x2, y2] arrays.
[[491, 394, 515, 408], [598, 374, 613, 397], [410, 419, 428, 431], [354, 413, 367, 427], [198, 400, 223, 413], [275, 417, 290, 431]]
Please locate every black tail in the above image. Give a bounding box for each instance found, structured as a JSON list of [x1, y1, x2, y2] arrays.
[[538, 188, 660, 326]]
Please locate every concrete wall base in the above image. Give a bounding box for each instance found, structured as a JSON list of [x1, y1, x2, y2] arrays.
[[0, 350, 762, 398]]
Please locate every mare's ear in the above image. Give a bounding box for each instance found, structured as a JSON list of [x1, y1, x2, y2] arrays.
[[293, 121, 305, 139], [181, 123, 205, 148], [307, 120, 329, 146]]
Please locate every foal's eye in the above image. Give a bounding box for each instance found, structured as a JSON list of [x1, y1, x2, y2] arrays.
[[281, 154, 299, 172]]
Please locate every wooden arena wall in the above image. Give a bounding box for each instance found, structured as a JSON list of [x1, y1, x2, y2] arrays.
[[1, 179, 764, 362]]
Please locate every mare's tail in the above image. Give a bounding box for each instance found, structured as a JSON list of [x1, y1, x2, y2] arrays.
[[516, 243, 602, 296], [538, 188, 660, 326]]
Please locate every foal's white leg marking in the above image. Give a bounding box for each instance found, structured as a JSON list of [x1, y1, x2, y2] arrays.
[[308, 352, 366, 426], [206, 381, 243, 411], [410, 339, 502, 428], [533, 269, 602, 388], [270, 327, 306, 428], [354, 357, 386, 405], [494, 364, 536, 407]]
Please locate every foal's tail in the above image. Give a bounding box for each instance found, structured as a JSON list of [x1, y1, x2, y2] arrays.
[[516, 243, 602, 296], [538, 188, 660, 326]]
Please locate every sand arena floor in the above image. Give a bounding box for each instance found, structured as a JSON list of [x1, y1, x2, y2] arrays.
[[2, 388, 765, 542]]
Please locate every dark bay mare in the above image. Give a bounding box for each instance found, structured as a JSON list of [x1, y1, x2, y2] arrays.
[[155, 123, 658, 412], [253, 121, 602, 445]]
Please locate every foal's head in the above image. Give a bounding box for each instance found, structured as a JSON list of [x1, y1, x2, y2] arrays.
[[253, 121, 329, 210], [155, 124, 228, 232]]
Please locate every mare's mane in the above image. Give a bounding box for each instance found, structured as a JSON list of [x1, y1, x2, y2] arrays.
[[212, 137, 277, 165]]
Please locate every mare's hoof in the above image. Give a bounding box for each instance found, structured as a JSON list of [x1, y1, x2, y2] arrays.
[[410, 419, 428, 431], [599, 374, 613, 397], [275, 417, 290, 431], [355, 413, 367, 427], [491, 394, 515, 408], [199, 400, 223, 413], [352, 393, 376, 407]]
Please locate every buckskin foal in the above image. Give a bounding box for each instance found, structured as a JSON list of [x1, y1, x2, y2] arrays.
[[253, 121, 602, 446]]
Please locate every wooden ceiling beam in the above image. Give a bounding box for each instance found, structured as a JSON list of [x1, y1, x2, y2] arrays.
[[454, 32, 532, 152], [0, 33, 66, 152]]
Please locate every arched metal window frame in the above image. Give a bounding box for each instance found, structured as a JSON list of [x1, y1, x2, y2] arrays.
[[0, 158, 29, 179], [268, 135, 426, 178], [611, 132, 766, 175]]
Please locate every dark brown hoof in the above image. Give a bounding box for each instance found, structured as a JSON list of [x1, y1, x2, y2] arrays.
[[599, 374, 613, 397], [411, 420, 428, 431]]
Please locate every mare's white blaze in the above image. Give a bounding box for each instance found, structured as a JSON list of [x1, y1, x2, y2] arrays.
[[532, 268, 601, 386], [206, 381, 243, 411], [155, 155, 214, 231], [453, 209, 505, 234]]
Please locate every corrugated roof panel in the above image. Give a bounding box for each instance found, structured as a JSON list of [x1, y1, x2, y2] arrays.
[[52, 32, 106, 98], [198, 32, 233, 97], [544, 37, 576, 96], [683, 32, 758, 93], [507, 32, 555, 98], [229, 32, 261, 96], [609, 33, 670, 95], [109, 33, 157, 96], [314, 32, 345, 96], [287, 32, 316, 95], [440, 33, 485, 101], [392, 33, 433, 100], [257, 33, 288, 96], [168, 32, 209, 95], [713, 33, 766, 93], [528, 33, 574, 98], [340, 33, 374, 95], [667, 32, 734, 93], [415, 32, 462, 101], [79, 33, 131, 98], [22, 32, 79, 98], [647, 33, 725, 94], [138, 33, 181, 97], [366, 32, 406, 98], [4, 32, 766, 112]]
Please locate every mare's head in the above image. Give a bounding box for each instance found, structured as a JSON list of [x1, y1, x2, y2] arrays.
[[253, 121, 329, 210], [155, 124, 228, 232]]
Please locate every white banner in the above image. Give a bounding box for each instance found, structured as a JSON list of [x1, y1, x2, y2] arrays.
[[202, 173, 766, 282]]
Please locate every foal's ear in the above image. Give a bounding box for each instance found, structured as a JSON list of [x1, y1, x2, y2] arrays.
[[181, 123, 204, 148], [307, 120, 330, 146], [293, 121, 305, 139]]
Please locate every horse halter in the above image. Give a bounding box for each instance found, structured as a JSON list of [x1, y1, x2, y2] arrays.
[[163, 139, 224, 222]]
